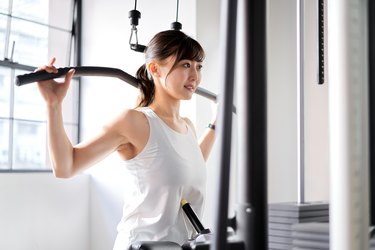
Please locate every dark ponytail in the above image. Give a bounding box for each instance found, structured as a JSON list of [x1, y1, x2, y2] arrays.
[[135, 64, 155, 108]]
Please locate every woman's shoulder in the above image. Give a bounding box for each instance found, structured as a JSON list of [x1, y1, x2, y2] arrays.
[[182, 117, 197, 138], [182, 117, 193, 126], [106, 108, 150, 158], [103, 108, 149, 146], [104, 108, 148, 132], [119, 108, 145, 118], [118, 108, 148, 126]]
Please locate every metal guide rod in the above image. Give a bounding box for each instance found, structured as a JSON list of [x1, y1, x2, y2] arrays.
[[318, 0, 325, 85], [211, 0, 237, 249], [328, 0, 369, 249], [296, 0, 305, 204], [236, 0, 268, 249], [369, 0, 375, 227], [212, 0, 268, 249]]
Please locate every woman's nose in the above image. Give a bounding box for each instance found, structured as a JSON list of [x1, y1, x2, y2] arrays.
[[189, 67, 200, 80]]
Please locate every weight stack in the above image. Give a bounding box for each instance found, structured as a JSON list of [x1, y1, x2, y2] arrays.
[[268, 201, 329, 250], [291, 222, 329, 249], [370, 233, 375, 250]]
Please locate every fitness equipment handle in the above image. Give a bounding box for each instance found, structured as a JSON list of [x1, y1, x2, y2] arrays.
[[15, 66, 217, 102], [181, 199, 211, 235]]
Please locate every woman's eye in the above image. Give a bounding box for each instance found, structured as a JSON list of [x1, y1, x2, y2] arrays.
[[197, 65, 203, 70], [183, 63, 191, 68]]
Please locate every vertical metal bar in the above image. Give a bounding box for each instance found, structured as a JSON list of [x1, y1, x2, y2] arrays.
[[211, 0, 237, 249], [4, 0, 13, 59], [236, 0, 267, 249], [9, 69, 15, 170], [296, 0, 305, 204], [66, 0, 75, 67], [328, 0, 369, 249], [369, 0, 375, 228], [74, 0, 82, 142], [74, 0, 82, 67], [318, 0, 325, 85]]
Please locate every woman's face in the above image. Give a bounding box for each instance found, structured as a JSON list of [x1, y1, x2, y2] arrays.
[[156, 55, 203, 101]]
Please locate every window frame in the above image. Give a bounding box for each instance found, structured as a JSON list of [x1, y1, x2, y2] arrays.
[[0, 0, 81, 173]]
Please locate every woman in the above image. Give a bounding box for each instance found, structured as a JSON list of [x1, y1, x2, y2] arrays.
[[37, 30, 216, 249]]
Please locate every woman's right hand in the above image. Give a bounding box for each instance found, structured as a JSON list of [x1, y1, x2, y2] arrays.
[[36, 57, 75, 106]]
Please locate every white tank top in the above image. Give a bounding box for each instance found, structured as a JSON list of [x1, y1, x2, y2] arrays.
[[113, 107, 207, 250]]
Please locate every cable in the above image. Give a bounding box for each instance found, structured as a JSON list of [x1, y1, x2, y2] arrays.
[[175, 0, 179, 22], [171, 0, 182, 31]]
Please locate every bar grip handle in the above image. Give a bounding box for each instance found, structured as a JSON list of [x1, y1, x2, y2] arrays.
[[15, 66, 140, 88], [181, 199, 210, 235], [16, 67, 73, 86]]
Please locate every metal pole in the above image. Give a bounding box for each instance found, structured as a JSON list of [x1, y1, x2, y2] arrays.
[[236, 0, 267, 249], [328, 0, 370, 249], [211, 0, 237, 249], [368, 0, 375, 227], [4, 0, 13, 60], [74, 0, 83, 143], [296, 0, 305, 204]]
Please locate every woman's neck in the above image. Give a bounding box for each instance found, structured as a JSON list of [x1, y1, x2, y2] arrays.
[[149, 79, 181, 121], [149, 101, 181, 121]]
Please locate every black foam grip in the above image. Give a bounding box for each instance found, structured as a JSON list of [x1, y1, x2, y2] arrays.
[[15, 66, 139, 88], [16, 67, 73, 86], [182, 202, 206, 234]]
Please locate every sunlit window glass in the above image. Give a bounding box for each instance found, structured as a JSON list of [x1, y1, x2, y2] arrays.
[[0, 1, 9, 13], [65, 124, 78, 146], [0, 119, 10, 169], [12, 120, 47, 170], [9, 18, 48, 66], [0, 67, 11, 117], [12, 0, 49, 24], [62, 79, 79, 124], [46, 28, 72, 67], [13, 70, 46, 121], [0, 0, 77, 171], [0, 15, 7, 59]]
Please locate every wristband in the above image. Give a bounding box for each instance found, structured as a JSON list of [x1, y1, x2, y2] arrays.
[[207, 123, 215, 130]]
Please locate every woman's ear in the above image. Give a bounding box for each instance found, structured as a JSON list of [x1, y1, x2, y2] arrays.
[[148, 62, 160, 77]]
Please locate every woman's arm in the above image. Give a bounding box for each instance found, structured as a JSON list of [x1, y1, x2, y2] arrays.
[[47, 102, 148, 178], [198, 102, 217, 161], [184, 103, 217, 162], [46, 100, 133, 178], [37, 58, 135, 178], [198, 122, 216, 162]]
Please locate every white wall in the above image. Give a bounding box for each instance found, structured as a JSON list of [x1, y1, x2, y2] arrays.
[[195, 0, 222, 229], [267, 0, 329, 203], [303, 0, 329, 202], [0, 173, 90, 250]]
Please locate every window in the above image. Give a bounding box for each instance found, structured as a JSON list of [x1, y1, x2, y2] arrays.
[[0, 0, 79, 171]]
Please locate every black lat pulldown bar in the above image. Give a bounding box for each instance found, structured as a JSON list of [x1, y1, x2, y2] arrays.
[[15, 66, 217, 102]]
